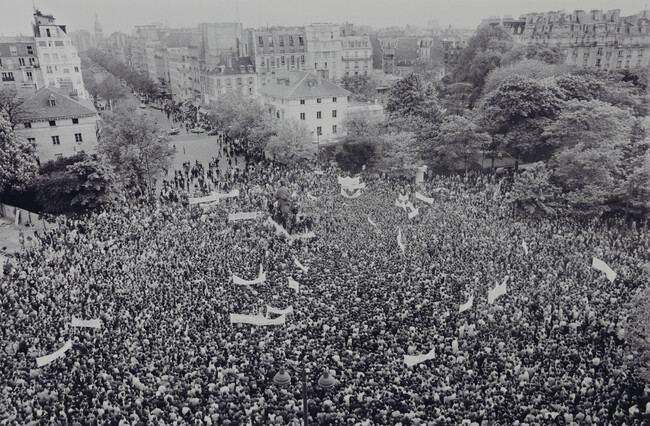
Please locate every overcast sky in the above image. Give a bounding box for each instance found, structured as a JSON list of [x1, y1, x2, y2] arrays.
[[1, 0, 646, 36]]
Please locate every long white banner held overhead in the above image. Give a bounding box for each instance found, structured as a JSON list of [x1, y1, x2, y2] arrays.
[[267, 305, 294, 315], [368, 216, 378, 228], [408, 208, 419, 219], [342, 182, 366, 191], [294, 258, 309, 273], [218, 189, 240, 199], [397, 227, 406, 254], [459, 295, 474, 313], [189, 193, 220, 205], [36, 340, 73, 367], [404, 348, 435, 367], [230, 314, 286, 326], [307, 192, 318, 200], [288, 278, 300, 294], [522, 241, 529, 256], [293, 231, 316, 240], [415, 192, 434, 205], [488, 276, 509, 304], [338, 176, 360, 186], [267, 217, 292, 239], [70, 317, 101, 329], [398, 193, 409, 202], [592, 258, 617, 282], [341, 188, 362, 199], [228, 212, 260, 221], [395, 199, 408, 212], [232, 265, 266, 285]]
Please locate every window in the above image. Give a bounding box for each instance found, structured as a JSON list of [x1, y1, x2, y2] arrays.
[[332, 125, 337, 134], [596, 58, 601, 67], [300, 113, 305, 120], [317, 111, 322, 119], [300, 99, 305, 104], [279, 37, 284, 47], [332, 97, 337, 103], [291, 56, 295, 65], [27, 137, 35, 144], [1, 72, 14, 81], [247, 77, 253, 84], [46, 66, 53, 74], [301, 55, 305, 64], [268, 36, 274, 46], [48, 99, 56, 107], [63, 68, 69, 73], [49, 120, 56, 126], [24, 122, 31, 128], [236, 77, 242, 85], [226, 78, 232, 86], [299, 36, 304, 45], [618, 50, 623, 57], [74, 66, 79, 72], [27, 45, 33, 54], [46, 28, 51, 37], [9, 46, 17, 55], [38, 41, 46, 47], [19, 58, 25, 66], [72, 118, 79, 124], [258, 36, 263, 46], [616, 61, 622, 68], [289, 36, 294, 46], [325, 62, 328, 68], [332, 110, 337, 118], [317, 98, 322, 103], [75, 133, 83, 142], [52, 136, 60, 145], [54, 41, 64, 47], [597, 47, 603, 55], [281, 56, 285, 65], [317, 126, 322, 135]]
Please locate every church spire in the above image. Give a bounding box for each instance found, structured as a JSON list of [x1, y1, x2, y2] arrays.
[[94, 13, 103, 36]]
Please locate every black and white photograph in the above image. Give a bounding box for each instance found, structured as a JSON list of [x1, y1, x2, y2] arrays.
[[0, 0, 649, 424]]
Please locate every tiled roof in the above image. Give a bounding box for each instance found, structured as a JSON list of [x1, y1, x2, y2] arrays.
[[203, 56, 255, 75], [258, 71, 350, 100], [21, 87, 98, 122]]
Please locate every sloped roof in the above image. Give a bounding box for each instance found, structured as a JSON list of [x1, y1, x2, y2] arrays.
[[21, 87, 98, 122], [258, 71, 350, 100], [204, 56, 255, 75]]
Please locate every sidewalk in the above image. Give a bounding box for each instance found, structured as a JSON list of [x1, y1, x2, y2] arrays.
[[0, 217, 35, 255]]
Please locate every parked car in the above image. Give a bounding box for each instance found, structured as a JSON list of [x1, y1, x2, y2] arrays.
[[190, 127, 205, 134], [139, 104, 147, 109], [167, 128, 180, 135], [207, 128, 219, 136]]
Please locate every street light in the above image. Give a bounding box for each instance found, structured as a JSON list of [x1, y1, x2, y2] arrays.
[[273, 361, 338, 425]]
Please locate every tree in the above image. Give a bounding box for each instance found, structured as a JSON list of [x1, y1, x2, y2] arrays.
[[431, 115, 491, 171], [98, 74, 127, 109], [386, 73, 443, 124], [626, 285, 650, 383], [482, 60, 569, 97], [501, 44, 566, 67], [264, 119, 315, 164], [0, 88, 27, 128], [507, 162, 563, 215], [621, 155, 650, 216], [373, 130, 421, 176], [336, 140, 377, 174], [553, 74, 604, 102], [98, 102, 174, 193], [0, 114, 38, 193], [82, 70, 100, 101], [66, 155, 122, 209], [206, 91, 271, 146], [341, 110, 383, 142], [341, 75, 378, 102]]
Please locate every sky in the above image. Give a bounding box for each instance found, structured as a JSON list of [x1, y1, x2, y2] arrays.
[[0, 0, 647, 36]]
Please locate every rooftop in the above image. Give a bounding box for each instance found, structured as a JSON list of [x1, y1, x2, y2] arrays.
[[259, 71, 350, 100], [21, 87, 97, 122]]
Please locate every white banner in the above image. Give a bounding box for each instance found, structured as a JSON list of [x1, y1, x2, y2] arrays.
[[293, 231, 316, 240], [592, 258, 617, 282], [341, 188, 362, 199], [314, 170, 324, 175], [232, 265, 266, 285], [189, 189, 240, 205], [307, 192, 317, 200], [488, 276, 509, 304], [398, 194, 409, 202], [230, 314, 286, 326], [267, 306, 294, 315], [228, 212, 260, 221], [459, 295, 474, 313], [522, 241, 529, 256], [408, 208, 419, 219], [432, 187, 450, 193], [36, 340, 73, 367], [0, 254, 6, 276], [368, 216, 378, 228], [294, 259, 309, 273], [415, 192, 434, 205], [342, 182, 366, 191], [338, 176, 360, 186], [404, 348, 435, 367], [70, 317, 101, 329], [288, 278, 299, 294], [397, 227, 406, 254], [267, 217, 292, 239], [395, 199, 407, 212]]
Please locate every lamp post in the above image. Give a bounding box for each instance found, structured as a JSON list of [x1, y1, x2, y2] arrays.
[[273, 360, 338, 425]]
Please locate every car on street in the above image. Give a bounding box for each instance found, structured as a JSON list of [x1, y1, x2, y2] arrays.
[[167, 128, 180, 135], [207, 128, 219, 136], [139, 104, 147, 109], [191, 127, 205, 134]]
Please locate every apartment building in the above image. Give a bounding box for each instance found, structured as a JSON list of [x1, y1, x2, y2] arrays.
[[248, 27, 308, 86], [0, 36, 44, 96], [168, 46, 200, 103], [341, 35, 372, 77], [305, 23, 343, 81], [200, 56, 257, 106]]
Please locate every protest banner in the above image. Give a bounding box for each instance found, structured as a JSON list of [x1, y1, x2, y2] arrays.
[[229, 314, 286, 326], [592, 258, 617, 282], [415, 192, 434, 205], [404, 348, 435, 367], [232, 265, 266, 285], [408, 208, 419, 219], [189, 194, 220, 205], [267, 217, 292, 239], [338, 176, 360, 186], [36, 341, 73, 367], [288, 278, 299, 294], [398, 194, 409, 202], [293, 231, 316, 240], [341, 188, 362, 199], [294, 259, 309, 273], [488, 276, 509, 304], [459, 295, 474, 313], [228, 212, 260, 221], [368, 216, 378, 228], [397, 228, 406, 253], [267, 306, 294, 315], [70, 317, 101, 329], [522, 241, 529, 256]]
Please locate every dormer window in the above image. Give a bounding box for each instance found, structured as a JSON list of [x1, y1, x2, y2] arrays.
[[48, 98, 56, 107]]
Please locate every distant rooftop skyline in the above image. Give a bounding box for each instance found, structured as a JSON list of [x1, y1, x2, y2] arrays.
[[0, 0, 647, 36]]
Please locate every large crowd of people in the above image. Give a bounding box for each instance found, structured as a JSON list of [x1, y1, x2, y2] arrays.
[[1, 143, 649, 425]]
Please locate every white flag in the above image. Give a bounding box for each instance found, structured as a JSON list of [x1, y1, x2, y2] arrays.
[[341, 188, 362, 199], [294, 258, 309, 273], [397, 227, 406, 254], [367, 216, 378, 228], [230, 314, 286, 326], [592, 258, 617, 282], [408, 208, 419, 219], [459, 295, 474, 313], [488, 276, 509, 304], [36, 341, 73, 367], [228, 212, 260, 221], [267, 306, 294, 315], [288, 278, 300, 294], [70, 317, 101, 329], [398, 193, 409, 202], [415, 192, 434, 205], [232, 265, 266, 285], [522, 240, 529, 256], [338, 176, 360, 186], [314, 170, 324, 175], [404, 348, 435, 367]]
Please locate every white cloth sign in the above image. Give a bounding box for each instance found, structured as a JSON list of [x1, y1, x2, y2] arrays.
[[288, 278, 299, 294], [395, 199, 408, 212], [341, 188, 362, 199], [408, 208, 419, 219], [459, 295, 474, 313], [230, 314, 286, 326], [189, 189, 240, 205], [70, 317, 101, 329], [267, 217, 292, 239], [342, 182, 366, 191], [232, 265, 266, 285], [488, 276, 509, 304], [293, 231, 316, 240], [228, 212, 260, 221], [592, 258, 617, 282], [314, 170, 324, 175], [522, 241, 529, 256], [398, 194, 409, 202], [367, 216, 378, 228], [307, 192, 317, 200], [36, 341, 73, 367], [267, 306, 294, 315], [397, 227, 406, 254], [415, 192, 434, 205], [294, 259, 309, 273], [0, 255, 6, 276], [338, 176, 360, 186], [404, 348, 435, 367]]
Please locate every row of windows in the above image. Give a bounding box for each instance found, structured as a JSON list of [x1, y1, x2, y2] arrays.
[[38, 39, 69, 47], [4, 45, 34, 55], [258, 35, 305, 47], [594, 48, 645, 57], [262, 55, 306, 68], [300, 110, 337, 120], [300, 97, 337, 104], [315, 125, 336, 135], [209, 76, 254, 87], [28, 118, 80, 128], [45, 65, 80, 74], [26, 133, 83, 145], [0, 57, 37, 68]]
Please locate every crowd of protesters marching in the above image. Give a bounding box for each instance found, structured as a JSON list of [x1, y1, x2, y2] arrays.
[[1, 135, 649, 425]]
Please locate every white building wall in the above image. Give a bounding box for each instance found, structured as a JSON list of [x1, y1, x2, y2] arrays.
[[35, 26, 86, 99], [306, 24, 343, 81], [17, 115, 98, 163]]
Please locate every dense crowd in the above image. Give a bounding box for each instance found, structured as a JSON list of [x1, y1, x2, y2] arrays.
[[1, 151, 649, 425]]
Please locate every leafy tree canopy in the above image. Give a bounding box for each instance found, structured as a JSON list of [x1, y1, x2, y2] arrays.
[[0, 114, 38, 193]]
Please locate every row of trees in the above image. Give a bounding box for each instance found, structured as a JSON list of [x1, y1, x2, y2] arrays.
[[84, 48, 159, 99]]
